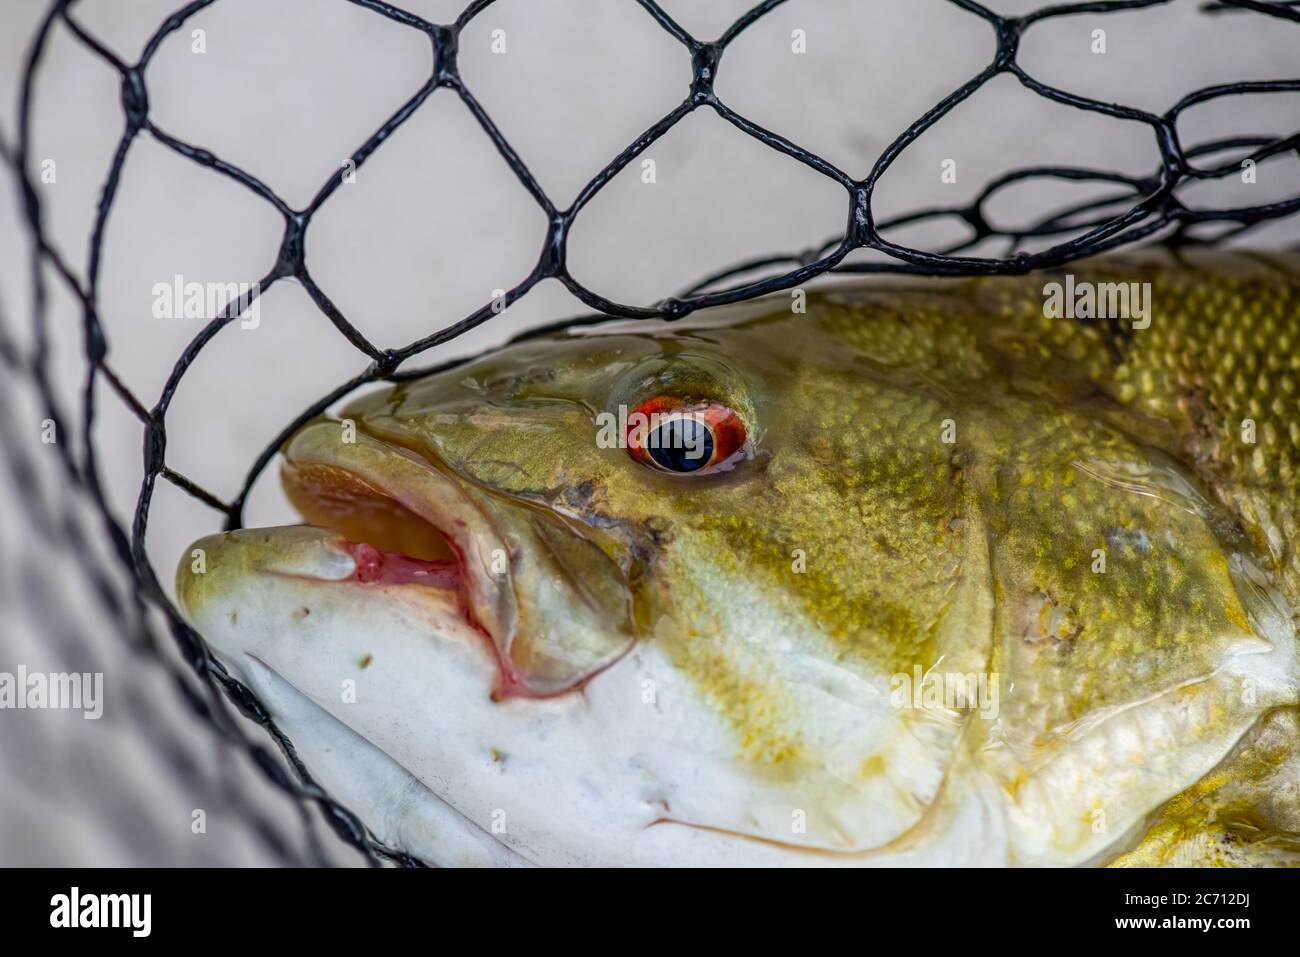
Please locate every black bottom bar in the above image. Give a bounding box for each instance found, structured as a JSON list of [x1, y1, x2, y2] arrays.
[[0, 866, 1287, 943]]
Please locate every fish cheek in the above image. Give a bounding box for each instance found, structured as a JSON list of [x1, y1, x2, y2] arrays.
[[546, 476, 679, 636], [458, 466, 677, 694], [526, 509, 638, 629]]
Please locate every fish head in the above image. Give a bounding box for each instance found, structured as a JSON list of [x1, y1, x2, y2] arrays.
[[177, 298, 1000, 863], [176, 272, 1295, 864]]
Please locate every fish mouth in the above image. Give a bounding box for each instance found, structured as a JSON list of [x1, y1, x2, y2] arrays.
[[271, 417, 638, 699], [275, 418, 533, 696]]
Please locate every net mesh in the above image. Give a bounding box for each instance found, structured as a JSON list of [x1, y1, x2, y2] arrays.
[[3, 0, 1299, 865]]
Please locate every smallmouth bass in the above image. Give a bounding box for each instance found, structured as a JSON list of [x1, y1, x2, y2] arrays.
[[178, 250, 1300, 866]]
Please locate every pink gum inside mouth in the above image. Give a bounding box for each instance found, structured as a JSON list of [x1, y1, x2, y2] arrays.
[[339, 540, 538, 700], [344, 541, 460, 589]]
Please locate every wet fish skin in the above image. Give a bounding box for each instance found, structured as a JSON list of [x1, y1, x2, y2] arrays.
[[177, 250, 1300, 866]]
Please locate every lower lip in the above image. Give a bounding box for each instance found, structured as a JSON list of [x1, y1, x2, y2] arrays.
[[341, 540, 559, 702]]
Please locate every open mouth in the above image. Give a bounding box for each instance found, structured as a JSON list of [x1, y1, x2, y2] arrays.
[[274, 427, 536, 695], [269, 418, 640, 700], [282, 457, 465, 588], [276, 419, 509, 608]]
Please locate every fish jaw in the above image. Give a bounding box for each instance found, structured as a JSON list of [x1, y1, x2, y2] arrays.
[[231, 622, 532, 867], [277, 419, 636, 697], [174, 524, 545, 864], [174, 523, 1014, 866]]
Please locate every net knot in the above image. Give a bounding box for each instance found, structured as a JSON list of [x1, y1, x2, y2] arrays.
[[690, 42, 721, 107], [120, 68, 148, 131], [431, 25, 459, 86], [275, 213, 309, 279], [993, 16, 1022, 70], [537, 214, 568, 278], [847, 186, 874, 247], [655, 296, 693, 320]]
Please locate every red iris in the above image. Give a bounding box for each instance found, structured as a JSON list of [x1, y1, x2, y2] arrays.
[[625, 396, 748, 475]]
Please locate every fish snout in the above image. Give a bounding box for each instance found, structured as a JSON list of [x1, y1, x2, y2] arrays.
[[176, 523, 478, 688], [175, 525, 368, 660], [176, 525, 355, 625]]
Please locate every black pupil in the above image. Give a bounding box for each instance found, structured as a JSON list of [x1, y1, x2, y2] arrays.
[[647, 417, 714, 472]]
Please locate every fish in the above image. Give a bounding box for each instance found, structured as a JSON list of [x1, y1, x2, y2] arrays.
[[176, 249, 1300, 866]]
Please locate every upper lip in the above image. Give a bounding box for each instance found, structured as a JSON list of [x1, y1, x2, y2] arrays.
[[280, 417, 521, 681]]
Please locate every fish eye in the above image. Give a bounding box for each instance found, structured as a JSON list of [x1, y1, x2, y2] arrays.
[[625, 397, 748, 475]]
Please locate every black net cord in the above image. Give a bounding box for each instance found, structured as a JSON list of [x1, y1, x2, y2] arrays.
[[4, 0, 1299, 865]]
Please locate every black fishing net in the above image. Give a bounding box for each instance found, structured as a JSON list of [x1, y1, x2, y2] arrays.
[[2, 0, 1298, 866]]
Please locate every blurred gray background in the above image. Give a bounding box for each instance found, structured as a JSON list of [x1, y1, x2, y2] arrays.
[[1, 0, 1297, 865]]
